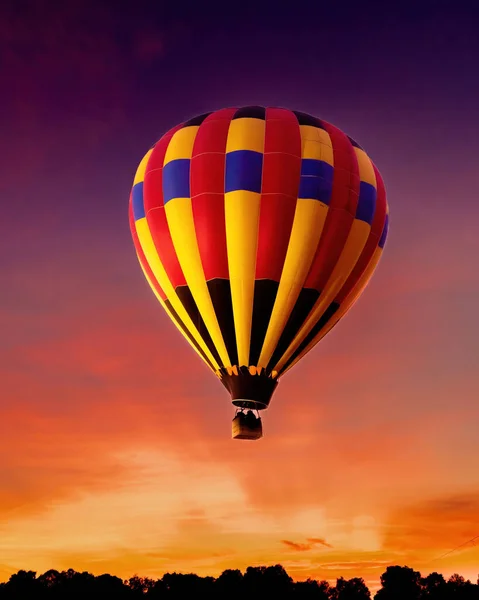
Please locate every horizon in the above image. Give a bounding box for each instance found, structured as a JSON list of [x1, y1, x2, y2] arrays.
[[1, 0, 479, 590]]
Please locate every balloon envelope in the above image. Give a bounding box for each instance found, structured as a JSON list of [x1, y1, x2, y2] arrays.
[[129, 106, 389, 410]]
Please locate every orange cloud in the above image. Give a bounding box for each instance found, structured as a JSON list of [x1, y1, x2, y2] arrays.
[[308, 538, 333, 548], [383, 492, 479, 555], [281, 538, 332, 551]]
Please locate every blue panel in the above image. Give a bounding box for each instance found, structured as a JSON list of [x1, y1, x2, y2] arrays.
[[132, 182, 145, 221], [225, 150, 263, 193], [298, 175, 333, 204], [301, 158, 332, 178], [355, 181, 377, 225], [379, 213, 389, 248], [162, 159, 191, 204], [298, 160, 333, 204]]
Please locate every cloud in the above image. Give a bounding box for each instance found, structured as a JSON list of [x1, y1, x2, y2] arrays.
[[281, 538, 332, 552], [383, 492, 479, 556], [317, 559, 392, 570], [308, 538, 333, 548]]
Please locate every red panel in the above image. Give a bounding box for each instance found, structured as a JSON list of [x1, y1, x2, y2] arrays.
[[303, 123, 360, 291], [191, 193, 229, 280], [143, 124, 183, 211], [128, 190, 134, 222], [263, 108, 300, 153], [143, 125, 186, 288], [128, 201, 167, 301], [255, 108, 302, 281], [192, 108, 237, 156], [190, 109, 235, 281], [255, 193, 298, 281], [321, 121, 360, 214], [261, 152, 301, 197], [370, 163, 387, 238], [190, 152, 224, 196]]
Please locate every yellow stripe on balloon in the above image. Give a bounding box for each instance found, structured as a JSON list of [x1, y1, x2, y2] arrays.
[[353, 147, 376, 187], [257, 198, 328, 369], [274, 217, 371, 373], [300, 125, 334, 165], [133, 149, 154, 185], [225, 189, 262, 366], [226, 118, 265, 153], [137, 255, 214, 372], [135, 217, 220, 371], [164, 126, 200, 164], [164, 197, 232, 367], [281, 244, 384, 376]]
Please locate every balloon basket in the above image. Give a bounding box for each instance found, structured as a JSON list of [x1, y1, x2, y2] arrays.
[[232, 409, 263, 441]]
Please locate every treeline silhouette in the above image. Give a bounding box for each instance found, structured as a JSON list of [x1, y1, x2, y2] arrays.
[[1, 564, 478, 599]]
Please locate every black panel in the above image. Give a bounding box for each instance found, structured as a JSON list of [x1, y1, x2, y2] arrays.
[[233, 106, 266, 120], [292, 110, 325, 129], [163, 299, 216, 371], [219, 366, 279, 410], [249, 279, 279, 366], [175, 285, 223, 367], [266, 287, 320, 373], [207, 278, 238, 366], [279, 301, 341, 374], [183, 112, 213, 127]]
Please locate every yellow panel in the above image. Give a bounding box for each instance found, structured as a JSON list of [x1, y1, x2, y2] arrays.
[[164, 126, 199, 165], [354, 148, 376, 187], [137, 256, 213, 372], [257, 199, 328, 368], [164, 197, 231, 367], [225, 190, 261, 366], [281, 245, 384, 376], [133, 149, 153, 185], [300, 125, 333, 165], [135, 216, 220, 371], [274, 218, 371, 373], [225, 118, 265, 153]]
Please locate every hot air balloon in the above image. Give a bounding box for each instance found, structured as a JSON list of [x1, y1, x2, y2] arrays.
[[128, 106, 389, 441]]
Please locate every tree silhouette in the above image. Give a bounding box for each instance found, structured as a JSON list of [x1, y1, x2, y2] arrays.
[[446, 574, 477, 600], [421, 572, 448, 600], [374, 565, 423, 600], [162, 572, 215, 598], [1, 563, 479, 599], [243, 564, 293, 598], [2, 570, 40, 599], [215, 568, 244, 598], [128, 575, 156, 597], [334, 576, 371, 599], [293, 577, 331, 599]]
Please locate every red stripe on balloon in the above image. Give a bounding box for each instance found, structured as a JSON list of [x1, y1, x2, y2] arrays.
[[190, 108, 237, 281], [255, 108, 301, 281]]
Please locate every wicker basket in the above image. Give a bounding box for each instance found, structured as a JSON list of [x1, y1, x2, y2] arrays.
[[232, 414, 263, 440]]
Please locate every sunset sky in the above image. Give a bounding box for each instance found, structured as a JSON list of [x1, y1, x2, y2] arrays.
[[1, 0, 479, 591]]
